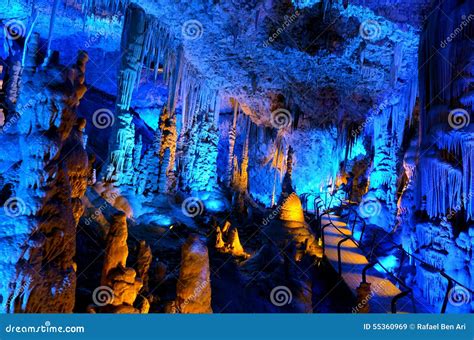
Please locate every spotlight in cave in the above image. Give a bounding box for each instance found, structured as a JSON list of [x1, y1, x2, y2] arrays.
[[0, 0, 472, 315]]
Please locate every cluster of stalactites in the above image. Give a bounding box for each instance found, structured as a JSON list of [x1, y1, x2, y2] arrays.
[[418, 0, 474, 220], [79, 2, 222, 125], [419, 1, 474, 137], [419, 154, 462, 219], [79, 0, 130, 16], [433, 129, 474, 220], [139, 15, 222, 124]]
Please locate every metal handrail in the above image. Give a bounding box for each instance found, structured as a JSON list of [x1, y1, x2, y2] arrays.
[[308, 192, 417, 313], [440, 271, 455, 314], [305, 190, 474, 313], [391, 290, 412, 314]]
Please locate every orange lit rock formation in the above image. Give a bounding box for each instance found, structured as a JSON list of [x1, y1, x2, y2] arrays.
[[176, 235, 212, 313]]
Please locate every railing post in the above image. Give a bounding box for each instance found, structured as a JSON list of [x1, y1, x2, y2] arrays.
[[391, 290, 411, 314], [440, 272, 454, 313], [362, 262, 376, 283], [337, 237, 351, 276]]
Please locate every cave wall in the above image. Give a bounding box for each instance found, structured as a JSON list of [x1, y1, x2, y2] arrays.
[[398, 0, 474, 312]]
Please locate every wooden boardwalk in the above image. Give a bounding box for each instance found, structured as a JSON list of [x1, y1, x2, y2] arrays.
[[321, 215, 409, 313]]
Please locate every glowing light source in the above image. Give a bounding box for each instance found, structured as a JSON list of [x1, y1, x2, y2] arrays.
[[374, 255, 398, 273]]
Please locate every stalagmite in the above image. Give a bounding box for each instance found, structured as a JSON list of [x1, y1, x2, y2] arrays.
[[278, 147, 305, 224], [227, 228, 246, 257], [101, 213, 129, 286], [215, 221, 248, 258], [215, 226, 225, 249], [135, 128, 162, 195], [136, 240, 152, 293], [175, 235, 212, 313], [106, 4, 146, 185], [95, 212, 146, 313], [179, 113, 219, 193]]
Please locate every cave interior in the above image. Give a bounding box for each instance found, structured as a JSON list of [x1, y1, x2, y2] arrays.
[[0, 0, 473, 314]]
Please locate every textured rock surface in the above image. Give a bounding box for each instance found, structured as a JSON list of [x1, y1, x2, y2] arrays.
[[0, 46, 89, 312]]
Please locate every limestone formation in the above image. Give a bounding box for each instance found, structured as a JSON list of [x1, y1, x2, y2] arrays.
[[215, 221, 248, 258], [106, 4, 147, 185], [93, 212, 147, 313], [136, 240, 152, 293], [1, 0, 472, 316], [175, 235, 212, 313], [102, 213, 129, 286]]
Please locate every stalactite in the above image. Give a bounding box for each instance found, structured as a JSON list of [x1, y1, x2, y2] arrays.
[[433, 128, 474, 220], [43, 0, 60, 66], [226, 99, 239, 187], [420, 155, 462, 219], [21, 9, 38, 68], [391, 42, 403, 87], [417, 0, 474, 220], [80, 0, 130, 16]]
